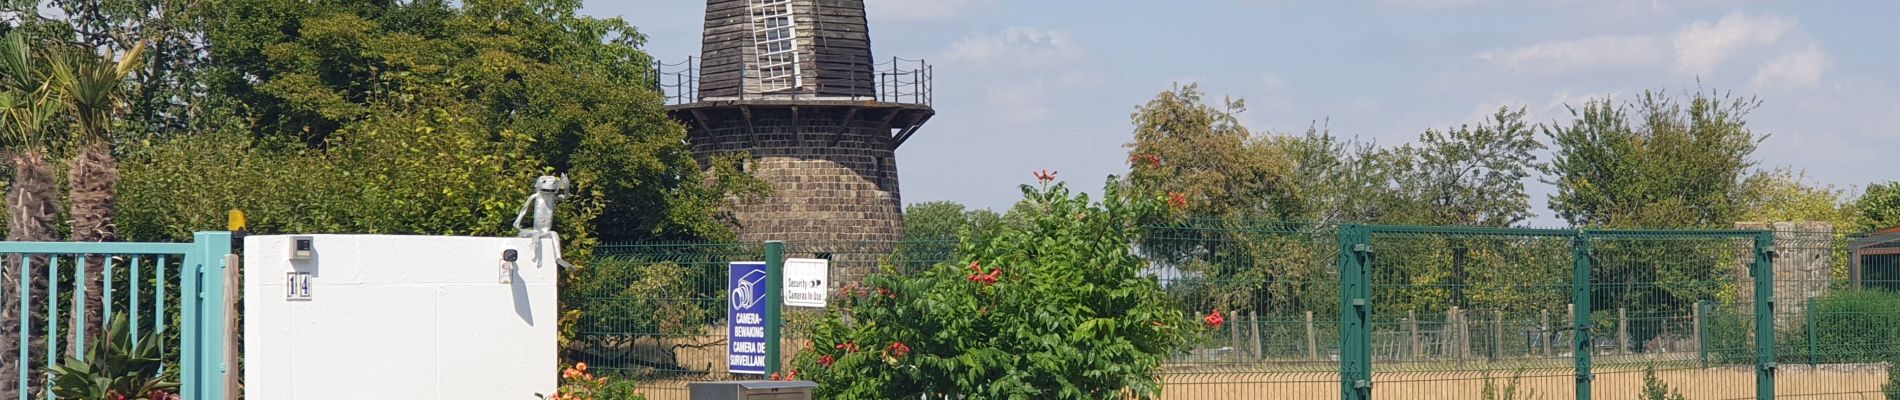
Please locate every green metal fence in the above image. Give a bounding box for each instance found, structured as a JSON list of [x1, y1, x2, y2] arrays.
[[580, 223, 1897, 399]]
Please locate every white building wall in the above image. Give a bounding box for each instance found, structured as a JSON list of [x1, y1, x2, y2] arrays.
[[243, 235, 559, 399]]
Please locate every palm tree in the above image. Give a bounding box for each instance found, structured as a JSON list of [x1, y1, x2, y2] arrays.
[[0, 31, 63, 399], [46, 40, 145, 357]]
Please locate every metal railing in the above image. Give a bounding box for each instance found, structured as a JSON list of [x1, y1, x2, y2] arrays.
[[651, 56, 933, 107], [575, 223, 1891, 400], [0, 232, 233, 400]]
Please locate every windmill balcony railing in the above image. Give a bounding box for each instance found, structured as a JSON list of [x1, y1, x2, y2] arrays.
[[650, 56, 933, 107]]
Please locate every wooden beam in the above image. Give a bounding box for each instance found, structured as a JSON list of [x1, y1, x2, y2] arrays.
[[687, 108, 715, 134], [891, 113, 932, 149]]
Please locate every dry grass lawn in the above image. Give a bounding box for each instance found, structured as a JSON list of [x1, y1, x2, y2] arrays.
[[625, 364, 1890, 400]]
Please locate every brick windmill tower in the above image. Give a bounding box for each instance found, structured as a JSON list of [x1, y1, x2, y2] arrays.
[[663, 0, 934, 282]]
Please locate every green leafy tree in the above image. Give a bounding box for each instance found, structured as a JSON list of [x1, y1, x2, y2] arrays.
[[790, 178, 1196, 399], [1855, 182, 1900, 232], [1400, 107, 1543, 227], [1738, 167, 1853, 226], [1542, 90, 1763, 229], [127, 0, 761, 245], [1123, 84, 1304, 222]]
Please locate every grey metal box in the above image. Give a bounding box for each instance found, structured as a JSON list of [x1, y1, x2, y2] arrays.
[[688, 381, 816, 400]]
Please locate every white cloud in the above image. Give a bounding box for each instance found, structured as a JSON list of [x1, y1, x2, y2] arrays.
[[1672, 12, 1797, 76], [1751, 45, 1833, 91], [1259, 72, 1287, 91], [866, 0, 995, 21], [941, 27, 1086, 69], [1473, 11, 1819, 83], [985, 81, 1052, 123], [1474, 35, 1667, 72], [1377, 0, 1488, 8], [939, 27, 1102, 124]]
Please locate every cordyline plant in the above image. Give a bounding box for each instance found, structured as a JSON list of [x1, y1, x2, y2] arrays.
[[789, 174, 1198, 399]]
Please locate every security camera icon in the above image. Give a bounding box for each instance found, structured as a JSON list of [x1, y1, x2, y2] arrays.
[[732, 269, 768, 310]]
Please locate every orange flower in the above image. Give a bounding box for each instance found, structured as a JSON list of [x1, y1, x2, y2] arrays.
[[1033, 169, 1058, 182], [818, 354, 836, 367], [575, 362, 587, 373], [1205, 309, 1226, 329], [888, 341, 911, 358], [1168, 192, 1188, 209]]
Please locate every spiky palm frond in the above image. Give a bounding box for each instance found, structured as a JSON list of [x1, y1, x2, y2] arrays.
[[0, 31, 42, 93], [44, 41, 144, 143], [0, 86, 63, 149]]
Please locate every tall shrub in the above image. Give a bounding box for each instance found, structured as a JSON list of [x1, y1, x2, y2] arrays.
[[789, 176, 1198, 399]]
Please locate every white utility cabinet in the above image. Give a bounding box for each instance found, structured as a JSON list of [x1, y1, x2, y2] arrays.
[[243, 235, 559, 399]]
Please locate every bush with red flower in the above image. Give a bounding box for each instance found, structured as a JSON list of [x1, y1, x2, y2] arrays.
[[537, 363, 644, 400], [789, 178, 1196, 399]]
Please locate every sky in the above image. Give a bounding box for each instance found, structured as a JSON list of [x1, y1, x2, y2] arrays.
[[587, 0, 1900, 226]]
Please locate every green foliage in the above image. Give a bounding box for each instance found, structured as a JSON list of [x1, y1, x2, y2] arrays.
[[901, 201, 1005, 272], [1387, 107, 1544, 227], [903, 201, 1004, 240], [1856, 182, 1900, 232], [1885, 353, 1900, 400], [45, 314, 176, 400], [1123, 84, 1305, 222], [1738, 168, 1854, 226], [790, 179, 1196, 399], [1479, 369, 1538, 400], [140, 0, 761, 245], [1542, 90, 1763, 229], [540, 364, 646, 400], [1639, 364, 1687, 400], [118, 106, 550, 241], [560, 258, 711, 358], [1796, 289, 1900, 364]]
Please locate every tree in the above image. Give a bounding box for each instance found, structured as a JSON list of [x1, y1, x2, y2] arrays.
[[1737, 168, 1853, 226], [0, 31, 61, 398], [115, 0, 760, 245], [791, 178, 1195, 399], [1543, 90, 1763, 229], [1855, 182, 1900, 232], [903, 201, 1003, 240], [1123, 84, 1304, 222], [46, 39, 145, 354], [1401, 107, 1543, 226]]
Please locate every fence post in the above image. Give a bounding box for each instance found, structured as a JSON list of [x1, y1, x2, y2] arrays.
[[1541, 309, 1552, 357], [1230, 310, 1242, 360], [1752, 231, 1776, 400], [765, 241, 785, 375], [1305, 310, 1317, 361], [1338, 225, 1372, 400], [1407, 311, 1420, 359], [1572, 232, 1593, 400], [1695, 301, 1707, 368], [190, 231, 233, 400], [1250, 311, 1262, 360], [1493, 309, 1503, 362], [1805, 298, 1816, 367], [1618, 308, 1628, 355]]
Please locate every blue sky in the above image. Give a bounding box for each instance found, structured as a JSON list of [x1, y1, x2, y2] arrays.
[[588, 0, 1900, 226]]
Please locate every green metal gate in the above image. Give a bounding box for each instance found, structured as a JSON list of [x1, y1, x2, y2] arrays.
[[0, 232, 232, 400], [1339, 225, 1777, 400]]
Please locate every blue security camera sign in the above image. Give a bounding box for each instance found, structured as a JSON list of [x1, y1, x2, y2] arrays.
[[728, 261, 769, 375]]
